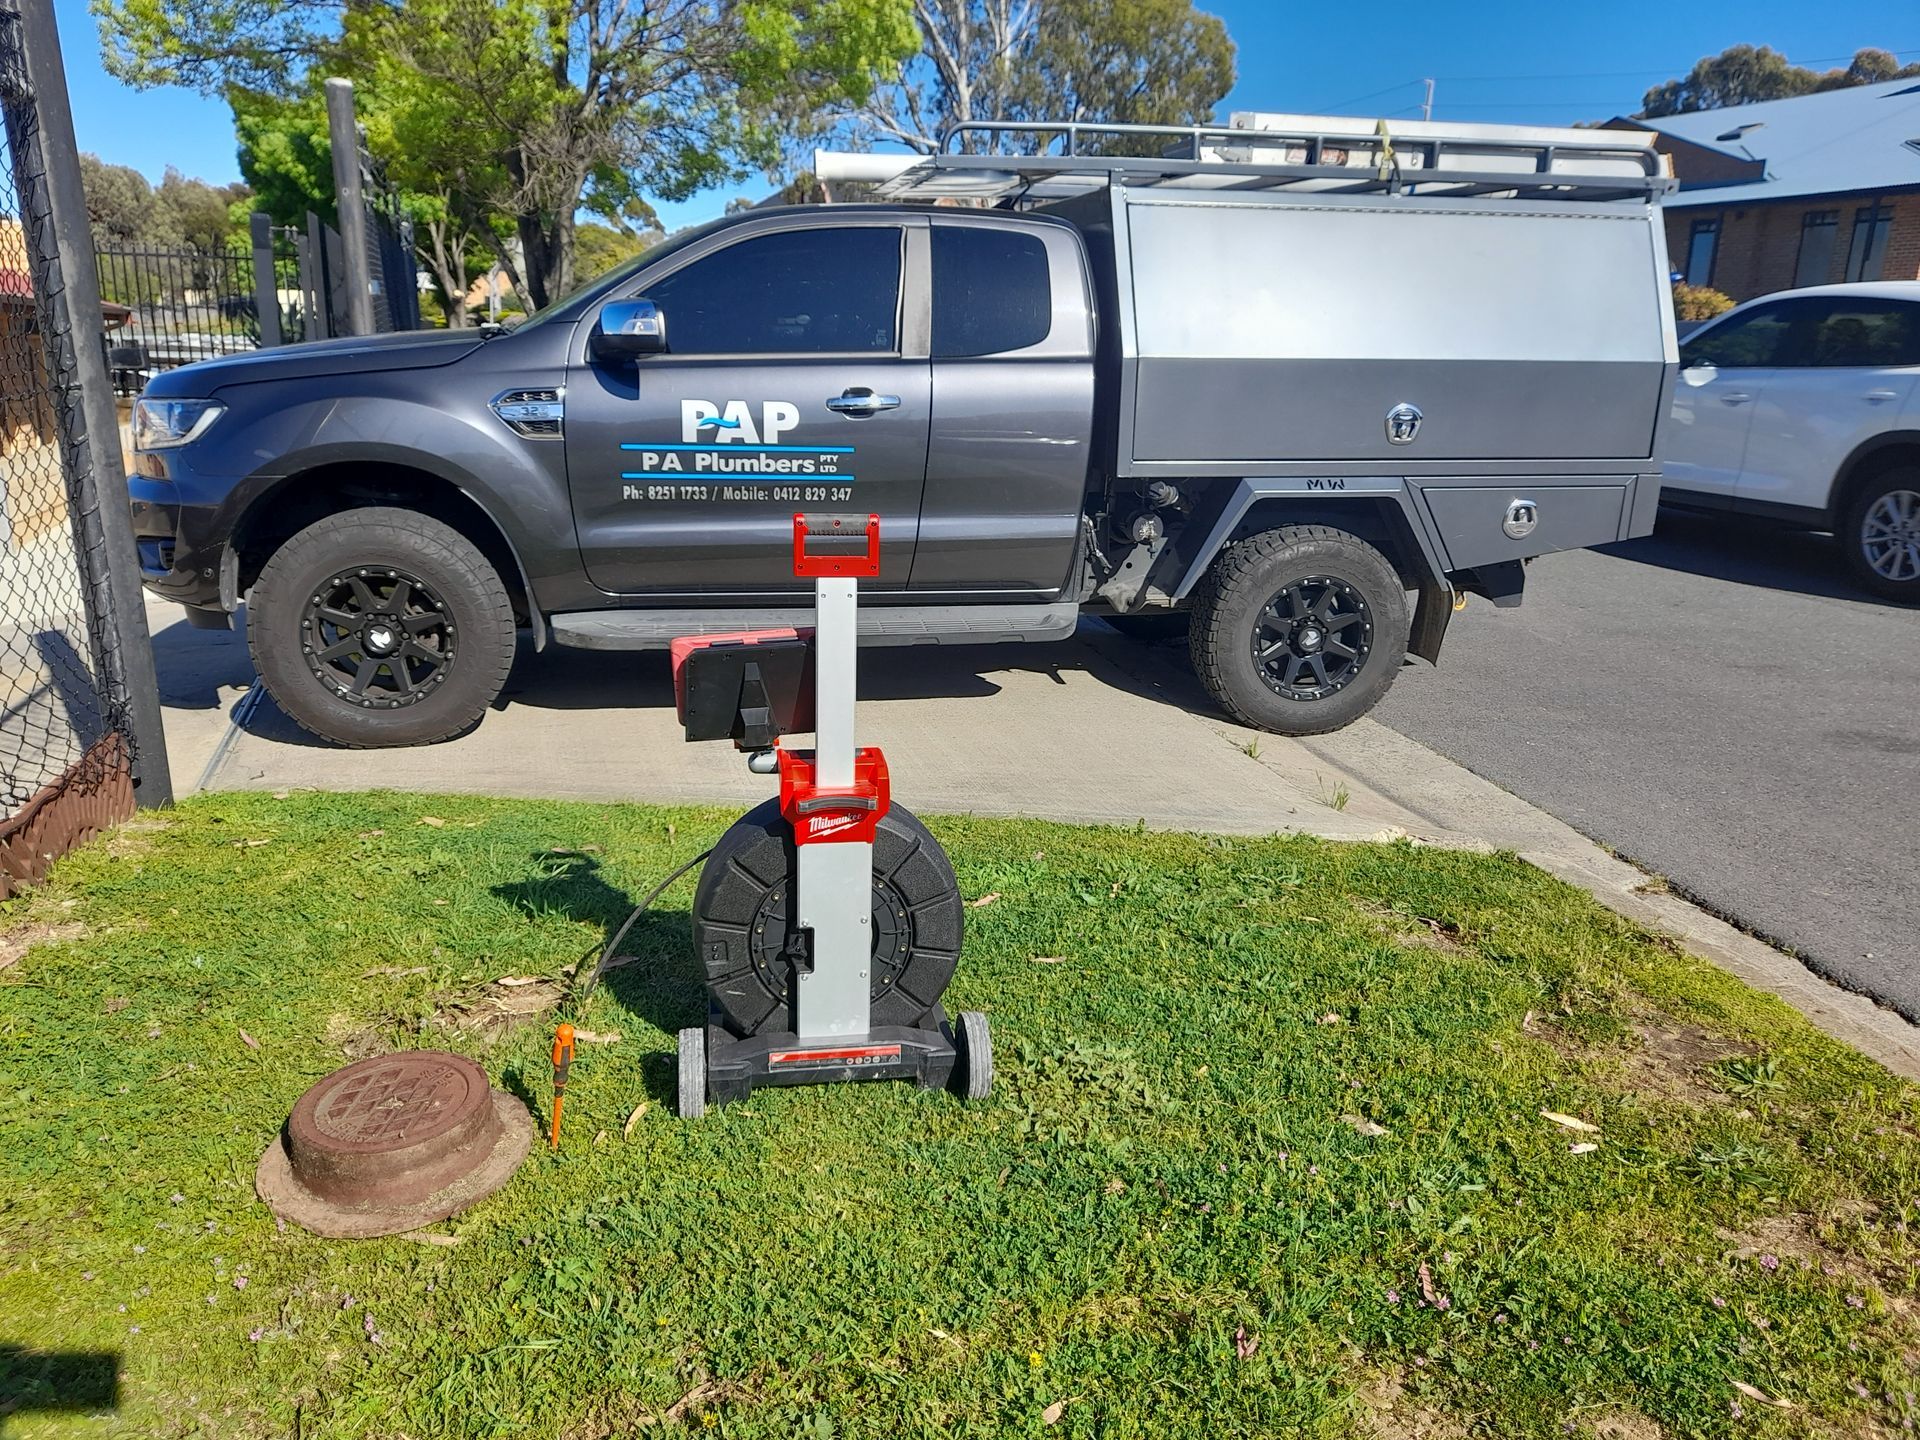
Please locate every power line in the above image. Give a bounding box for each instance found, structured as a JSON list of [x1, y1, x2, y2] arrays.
[[1435, 47, 1920, 85], [1306, 79, 1423, 113], [1292, 46, 1920, 123], [1435, 100, 1640, 109]]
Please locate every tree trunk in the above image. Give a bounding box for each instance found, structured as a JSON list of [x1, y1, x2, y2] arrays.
[[516, 203, 579, 311], [419, 214, 470, 328]]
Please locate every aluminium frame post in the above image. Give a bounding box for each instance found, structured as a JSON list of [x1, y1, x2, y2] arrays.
[[791, 560, 871, 1040]]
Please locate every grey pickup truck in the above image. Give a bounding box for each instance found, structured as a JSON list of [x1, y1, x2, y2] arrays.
[[129, 115, 1678, 748]]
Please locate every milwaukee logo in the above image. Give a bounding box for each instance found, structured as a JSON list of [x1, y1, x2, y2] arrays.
[[805, 812, 861, 840]]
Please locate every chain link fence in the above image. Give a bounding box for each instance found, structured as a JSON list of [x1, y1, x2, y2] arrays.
[[0, 4, 170, 897]]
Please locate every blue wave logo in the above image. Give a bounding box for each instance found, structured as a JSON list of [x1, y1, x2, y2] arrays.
[[700, 415, 743, 430]]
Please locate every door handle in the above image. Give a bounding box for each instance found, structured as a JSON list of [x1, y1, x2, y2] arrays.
[[825, 389, 900, 417], [1866, 389, 1899, 404], [1719, 391, 1752, 406]]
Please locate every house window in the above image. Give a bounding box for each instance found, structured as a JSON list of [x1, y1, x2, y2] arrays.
[[1795, 211, 1839, 288], [1845, 202, 1895, 283], [1685, 218, 1720, 287]]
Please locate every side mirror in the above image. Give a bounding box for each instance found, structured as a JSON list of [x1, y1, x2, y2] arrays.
[[591, 298, 667, 360], [1679, 355, 1717, 387]]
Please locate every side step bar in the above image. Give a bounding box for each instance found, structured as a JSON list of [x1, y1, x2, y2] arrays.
[[549, 602, 1080, 651]]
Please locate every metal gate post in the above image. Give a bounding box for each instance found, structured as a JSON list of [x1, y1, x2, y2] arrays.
[[300, 212, 329, 340], [248, 211, 282, 347], [324, 77, 376, 336], [5, 2, 173, 806]]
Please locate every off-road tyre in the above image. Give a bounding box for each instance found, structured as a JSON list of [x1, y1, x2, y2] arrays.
[[1189, 525, 1410, 737], [1840, 469, 1920, 604], [248, 507, 516, 748], [691, 798, 964, 1039]]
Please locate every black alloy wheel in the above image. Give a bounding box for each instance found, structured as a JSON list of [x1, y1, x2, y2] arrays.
[[1251, 576, 1373, 700], [301, 567, 457, 709]]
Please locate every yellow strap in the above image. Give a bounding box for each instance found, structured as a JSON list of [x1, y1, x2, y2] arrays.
[[1375, 118, 1395, 182]]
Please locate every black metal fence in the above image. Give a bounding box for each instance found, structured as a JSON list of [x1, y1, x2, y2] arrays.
[[0, 3, 172, 893], [95, 238, 280, 391], [96, 201, 418, 390], [361, 171, 421, 335]]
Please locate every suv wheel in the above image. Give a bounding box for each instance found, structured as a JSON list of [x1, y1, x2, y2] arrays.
[[1843, 472, 1920, 603], [1189, 525, 1410, 736], [248, 507, 517, 747]]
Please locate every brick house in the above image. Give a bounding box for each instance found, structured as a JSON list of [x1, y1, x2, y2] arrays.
[[1606, 78, 1920, 302]]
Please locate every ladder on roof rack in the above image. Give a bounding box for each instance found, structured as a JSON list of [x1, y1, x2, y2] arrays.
[[836, 117, 1674, 206]]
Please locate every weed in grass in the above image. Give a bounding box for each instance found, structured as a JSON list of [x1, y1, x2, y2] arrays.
[[1716, 1054, 1786, 1097], [2, 791, 1918, 1439], [1316, 772, 1351, 811]]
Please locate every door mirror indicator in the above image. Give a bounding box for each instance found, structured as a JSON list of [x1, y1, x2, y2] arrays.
[[592, 299, 667, 360]]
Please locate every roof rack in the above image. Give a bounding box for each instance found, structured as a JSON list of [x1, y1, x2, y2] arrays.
[[819, 116, 1674, 206]]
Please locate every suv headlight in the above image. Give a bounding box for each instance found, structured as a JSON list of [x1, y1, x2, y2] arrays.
[[132, 397, 225, 451]]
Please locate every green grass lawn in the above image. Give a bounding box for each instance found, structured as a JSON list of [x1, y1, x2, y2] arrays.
[[2, 791, 1917, 1439]]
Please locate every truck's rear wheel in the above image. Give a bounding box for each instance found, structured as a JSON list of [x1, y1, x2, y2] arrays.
[[248, 507, 516, 748], [1189, 525, 1409, 736]]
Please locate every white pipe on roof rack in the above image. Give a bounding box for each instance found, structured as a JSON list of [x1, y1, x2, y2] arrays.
[[1227, 111, 1658, 151], [813, 150, 920, 184]]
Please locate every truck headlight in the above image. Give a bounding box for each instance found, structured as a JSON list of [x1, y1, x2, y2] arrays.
[[132, 397, 225, 451]]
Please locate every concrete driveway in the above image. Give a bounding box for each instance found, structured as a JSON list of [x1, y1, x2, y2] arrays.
[[153, 596, 1424, 847]]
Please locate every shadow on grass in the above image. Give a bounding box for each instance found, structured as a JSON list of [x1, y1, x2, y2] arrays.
[[491, 851, 709, 1106], [0, 1344, 119, 1434]]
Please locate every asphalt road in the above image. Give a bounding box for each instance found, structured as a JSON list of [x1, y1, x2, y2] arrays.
[[1375, 507, 1920, 1020]]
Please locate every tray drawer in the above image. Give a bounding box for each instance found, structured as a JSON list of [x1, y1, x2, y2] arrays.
[[1419, 482, 1629, 571]]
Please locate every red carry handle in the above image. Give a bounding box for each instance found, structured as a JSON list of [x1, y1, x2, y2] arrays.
[[792, 513, 880, 578]]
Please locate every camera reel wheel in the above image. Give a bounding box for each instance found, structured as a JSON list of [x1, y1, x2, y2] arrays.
[[691, 797, 964, 1039]]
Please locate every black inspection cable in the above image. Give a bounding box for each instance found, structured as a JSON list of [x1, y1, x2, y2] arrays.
[[565, 846, 714, 1011]]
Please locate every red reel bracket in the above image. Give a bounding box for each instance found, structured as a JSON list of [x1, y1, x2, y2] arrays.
[[792, 512, 880, 579], [777, 745, 891, 845]]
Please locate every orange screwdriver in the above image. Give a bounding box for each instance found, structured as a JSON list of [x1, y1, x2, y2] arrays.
[[548, 1023, 575, 1150]]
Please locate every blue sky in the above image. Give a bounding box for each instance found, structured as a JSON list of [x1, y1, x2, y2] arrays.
[[53, 0, 1920, 232]]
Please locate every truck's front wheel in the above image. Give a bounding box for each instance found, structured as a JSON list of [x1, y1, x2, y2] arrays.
[[1189, 525, 1409, 736], [248, 507, 516, 747]]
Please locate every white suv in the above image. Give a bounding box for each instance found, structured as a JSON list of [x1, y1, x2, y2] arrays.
[[1662, 281, 1920, 601]]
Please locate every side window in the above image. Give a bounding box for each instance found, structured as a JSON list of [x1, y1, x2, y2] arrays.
[[642, 227, 901, 355], [1680, 302, 1796, 369], [932, 226, 1052, 358], [1805, 300, 1920, 368]]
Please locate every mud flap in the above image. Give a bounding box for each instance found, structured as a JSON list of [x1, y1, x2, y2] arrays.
[[1408, 580, 1453, 665]]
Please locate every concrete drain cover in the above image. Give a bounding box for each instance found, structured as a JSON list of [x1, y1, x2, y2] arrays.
[[256, 1052, 532, 1238]]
